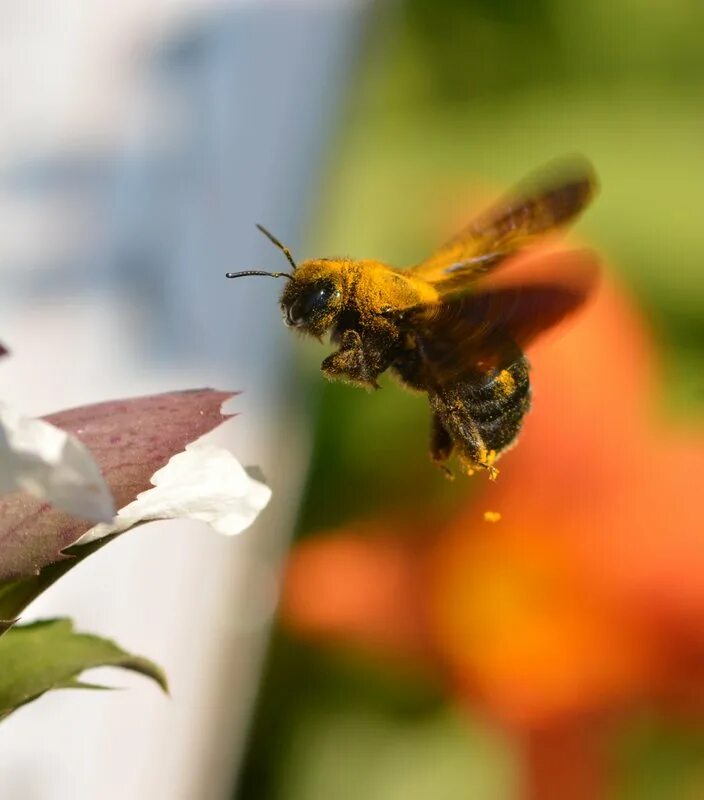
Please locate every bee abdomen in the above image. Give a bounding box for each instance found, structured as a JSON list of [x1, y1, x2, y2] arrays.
[[469, 358, 531, 454]]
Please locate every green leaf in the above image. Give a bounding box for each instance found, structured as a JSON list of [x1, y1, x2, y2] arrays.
[[0, 618, 17, 635], [0, 618, 167, 719]]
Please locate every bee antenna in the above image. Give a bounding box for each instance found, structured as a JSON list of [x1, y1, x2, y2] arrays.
[[225, 270, 292, 280], [256, 224, 298, 271]]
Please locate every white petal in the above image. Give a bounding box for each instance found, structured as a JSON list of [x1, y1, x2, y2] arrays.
[[0, 401, 115, 521], [77, 442, 271, 545]]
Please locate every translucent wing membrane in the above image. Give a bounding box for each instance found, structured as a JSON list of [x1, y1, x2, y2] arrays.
[[407, 156, 597, 294], [409, 248, 599, 380]]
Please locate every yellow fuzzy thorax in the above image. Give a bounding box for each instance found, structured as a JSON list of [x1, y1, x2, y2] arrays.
[[294, 258, 439, 316]]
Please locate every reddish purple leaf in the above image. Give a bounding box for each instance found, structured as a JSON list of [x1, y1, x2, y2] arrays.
[[0, 389, 235, 582], [0, 343, 8, 358]]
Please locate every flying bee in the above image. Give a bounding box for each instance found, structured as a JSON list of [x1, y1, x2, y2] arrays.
[[227, 157, 599, 479]]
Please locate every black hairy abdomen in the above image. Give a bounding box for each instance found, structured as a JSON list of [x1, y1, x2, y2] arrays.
[[459, 357, 531, 453]]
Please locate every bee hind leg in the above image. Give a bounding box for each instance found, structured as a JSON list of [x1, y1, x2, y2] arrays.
[[430, 412, 454, 480], [436, 400, 500, 481]]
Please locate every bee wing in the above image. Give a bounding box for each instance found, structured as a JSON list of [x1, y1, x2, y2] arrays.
[[406, 156, 597, 295], [408, 248, 599, 382]]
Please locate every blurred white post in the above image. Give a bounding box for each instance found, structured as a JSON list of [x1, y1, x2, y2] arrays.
[[0, 1, 370, 798]]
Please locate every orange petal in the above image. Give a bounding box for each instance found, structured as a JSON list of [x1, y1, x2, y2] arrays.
[[499, 275, 657, 494], [428, 515, 659, 728], [522, 719, 611, 800], [280, 523, 434, 665]]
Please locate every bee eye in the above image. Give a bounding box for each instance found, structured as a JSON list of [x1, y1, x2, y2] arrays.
[[286, 283, 336, 326]]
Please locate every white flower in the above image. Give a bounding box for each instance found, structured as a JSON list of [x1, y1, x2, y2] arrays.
[[77, 442, 271, 545], [0, 401, 115, 522]]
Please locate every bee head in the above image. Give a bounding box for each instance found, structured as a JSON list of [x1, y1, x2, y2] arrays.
[[279, 263, 343, 336], [226, 225, 344, 338]]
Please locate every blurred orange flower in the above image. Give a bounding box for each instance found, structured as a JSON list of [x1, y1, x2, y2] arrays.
[[279, 275, 704, 798]]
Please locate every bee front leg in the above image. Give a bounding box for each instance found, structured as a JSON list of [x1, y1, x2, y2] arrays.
[[321, 329, 382, 389]]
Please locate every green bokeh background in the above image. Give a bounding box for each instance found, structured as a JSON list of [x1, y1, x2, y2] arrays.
[[237, 1, 704, 797]]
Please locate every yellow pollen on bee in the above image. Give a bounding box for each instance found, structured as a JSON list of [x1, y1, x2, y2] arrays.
[[463, 447, 500, 480], [480, 448, 499, 480], [483, 510, 502, 523], [496, 369, 516, 396]]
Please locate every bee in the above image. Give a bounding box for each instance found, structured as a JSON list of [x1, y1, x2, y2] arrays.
[[227, 157, 598, 479]]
